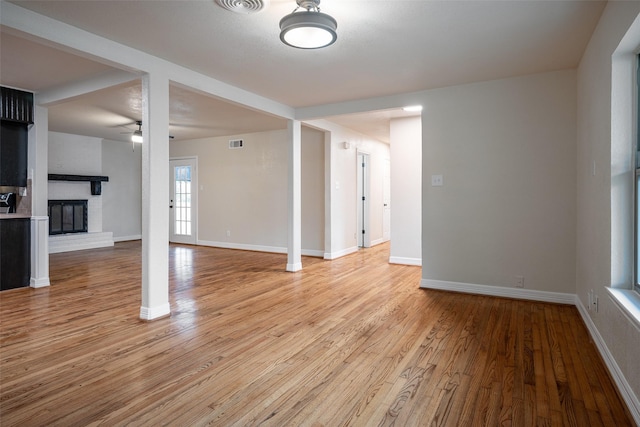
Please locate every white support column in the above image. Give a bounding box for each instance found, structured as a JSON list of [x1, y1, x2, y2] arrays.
[[30, 217, 49, 287], [286, 119, 302, 272], [140, 72, 171, 320], [323, 132, 333, 259], [28, 105, 50, 287]]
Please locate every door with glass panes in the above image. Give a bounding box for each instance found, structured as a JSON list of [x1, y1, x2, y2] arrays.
[[169, 158, 197, 244]]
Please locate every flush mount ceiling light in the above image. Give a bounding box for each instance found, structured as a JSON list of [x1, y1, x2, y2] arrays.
[[280, 0, 337, 49], [131, 121, 143, 143]]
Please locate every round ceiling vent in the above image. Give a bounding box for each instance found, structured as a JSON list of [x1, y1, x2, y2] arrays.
[[215, 0, 269, 14]]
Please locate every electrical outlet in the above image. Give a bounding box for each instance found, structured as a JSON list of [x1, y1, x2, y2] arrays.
[[226, 230, 231, 237], [515, 276, 524, 288]]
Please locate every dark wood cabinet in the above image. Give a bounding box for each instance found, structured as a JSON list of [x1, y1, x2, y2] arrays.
[[0, 218, 31, 290], [0, 87, 32, 188], [0, 88, 32, 291], [1, 87, 34, 124], [1, 120, 29, 187]]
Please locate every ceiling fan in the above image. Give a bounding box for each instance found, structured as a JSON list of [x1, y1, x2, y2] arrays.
[[131, 121, 143, 143], [120, 120, 175, 144]]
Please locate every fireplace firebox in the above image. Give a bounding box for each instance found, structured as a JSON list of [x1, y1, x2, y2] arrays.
[[48, 200, 87, 235]]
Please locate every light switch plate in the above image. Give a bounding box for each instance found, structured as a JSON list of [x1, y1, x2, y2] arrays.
[[431, 174, 443, 186]]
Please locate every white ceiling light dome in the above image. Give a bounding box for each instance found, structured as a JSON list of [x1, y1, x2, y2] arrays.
[[280, 0, 337, 49], [215, 0, 269, 14]]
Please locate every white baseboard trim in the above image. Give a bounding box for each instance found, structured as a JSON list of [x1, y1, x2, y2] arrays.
[[199, 240, 285, 253], [302, 249, 324, 258], [286, 262, 302, 272], [576, 297, 640, 425], [30, 277, 50, 288], [371, 237, 388, 247], [389, 256, 422, 266], [324, 246, 359, 260], [113, 234, 142, 242], [197, 240, 324, 258], [139, 303, 171, 321], [420, 279, 575, 304]]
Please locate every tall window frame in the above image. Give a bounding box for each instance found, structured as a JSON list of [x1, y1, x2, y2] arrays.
[[636, 54, 640, 293]]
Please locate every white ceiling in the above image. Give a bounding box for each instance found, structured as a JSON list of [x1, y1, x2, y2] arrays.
[[46, 79, 289, 142], [0, 0, 606, 143]]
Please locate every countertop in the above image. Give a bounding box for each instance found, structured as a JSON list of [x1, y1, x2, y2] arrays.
[[0, 213, 31, 220]]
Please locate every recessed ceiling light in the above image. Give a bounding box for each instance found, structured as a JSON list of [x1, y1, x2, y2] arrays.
[[403, 105, 423, 112]]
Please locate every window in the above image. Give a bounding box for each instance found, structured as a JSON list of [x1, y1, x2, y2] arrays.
[[636, 158, 639, 292], [636, 55, 640, 293]]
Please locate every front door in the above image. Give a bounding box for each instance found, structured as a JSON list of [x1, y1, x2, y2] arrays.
[[169, 158, 197, 245]]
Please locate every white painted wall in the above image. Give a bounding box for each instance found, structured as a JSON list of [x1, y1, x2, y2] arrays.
[[48, 131, 102, 175], [576, 1, 640, 414], [329, 131, 358, 256], [102, 140, 142, 241], [301, 127, 325, 255], [169, 127, 325, 255], [171, 130, 287, 250], [390, 116, 421, 265], [48, 132, 103, 232], [305, 119, 391, 259], [421, 70, 577, 294]]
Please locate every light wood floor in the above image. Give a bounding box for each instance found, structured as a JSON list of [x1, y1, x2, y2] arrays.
[[0, 241, 634, 426]]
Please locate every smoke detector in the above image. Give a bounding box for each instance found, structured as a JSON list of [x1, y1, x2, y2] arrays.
[[215, 0, 269, 14]]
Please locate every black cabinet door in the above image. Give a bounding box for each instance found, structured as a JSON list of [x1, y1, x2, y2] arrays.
[[0, 120, 28, 187], [0, 219, 31, 291]]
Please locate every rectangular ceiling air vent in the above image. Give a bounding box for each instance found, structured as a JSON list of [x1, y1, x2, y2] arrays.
[[229, 139, 244, 149]]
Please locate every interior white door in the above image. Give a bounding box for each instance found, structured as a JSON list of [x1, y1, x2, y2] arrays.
[[383, 158, 391, 241], [169, 158, 197, 245], [357, 153, 370, 248]]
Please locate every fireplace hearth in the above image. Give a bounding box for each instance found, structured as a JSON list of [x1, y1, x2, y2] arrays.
[[48, 200, 87, 235]]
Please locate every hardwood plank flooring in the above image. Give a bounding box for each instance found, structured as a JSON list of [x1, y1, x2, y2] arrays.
[[0, 241, 634, 426]]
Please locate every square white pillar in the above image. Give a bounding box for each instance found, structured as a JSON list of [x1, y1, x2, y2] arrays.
[[28, 104, 50, 287], [287, 119, 302, 272], [140, 72, 171, 320]]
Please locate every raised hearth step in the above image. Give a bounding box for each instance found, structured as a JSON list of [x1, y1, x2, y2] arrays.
[[49, 231, 114, 254]]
